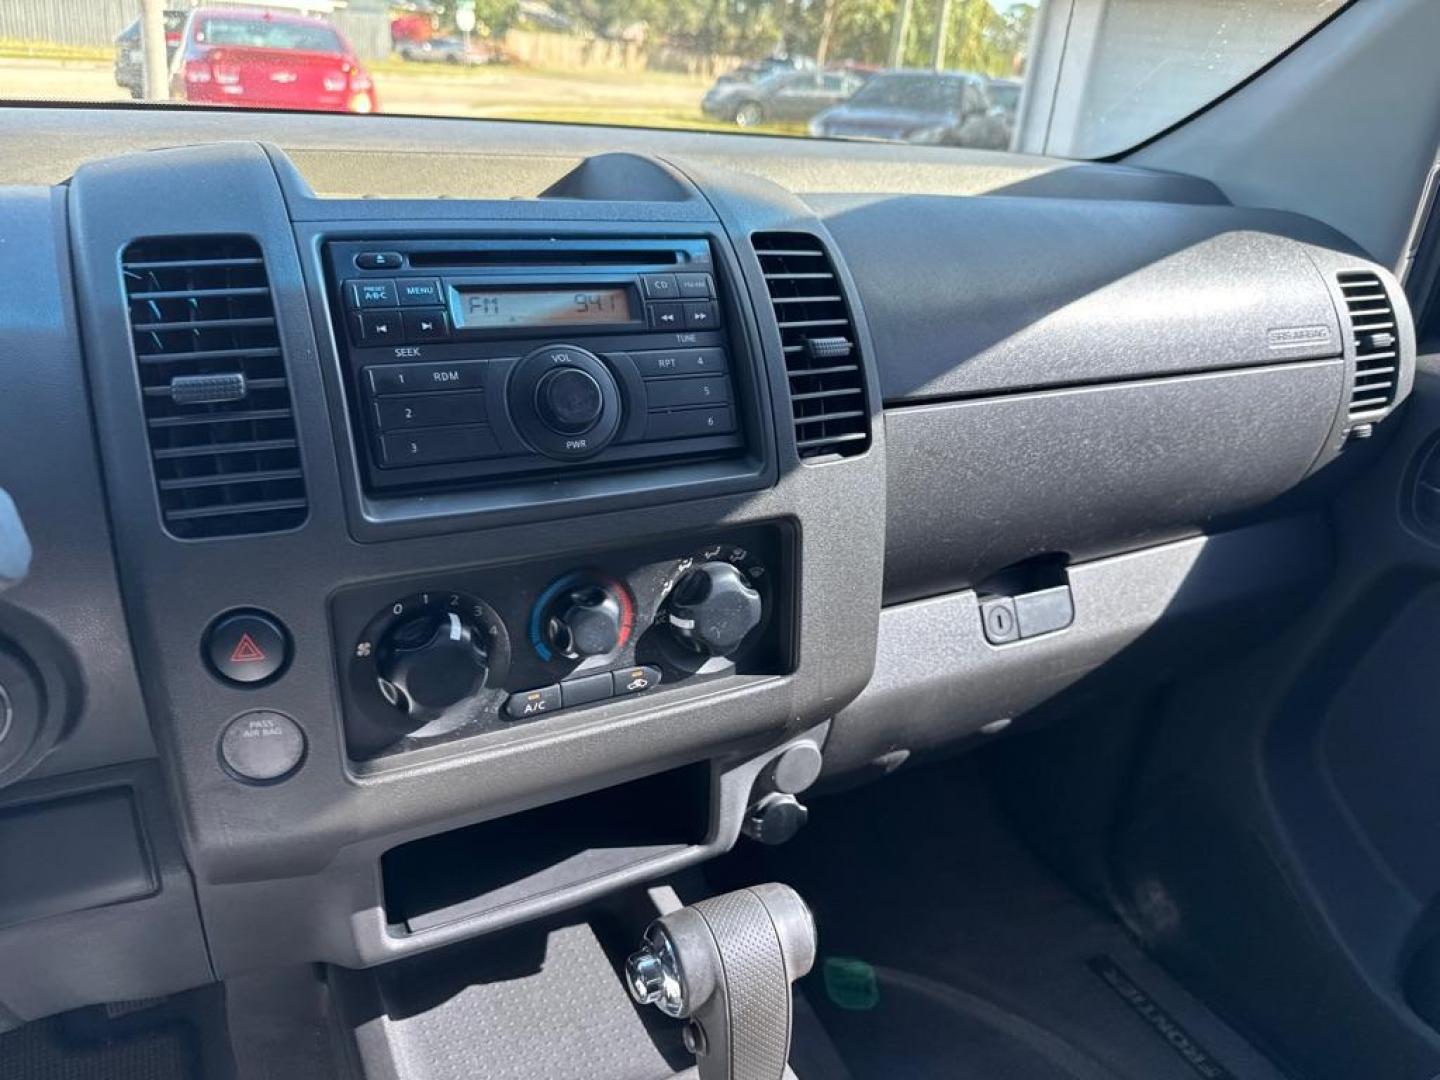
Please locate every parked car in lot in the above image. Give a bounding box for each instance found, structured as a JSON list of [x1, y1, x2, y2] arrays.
[[112, 9, 187, 98], [703, 68, 868, 128], [170, 7, 378, 114], [397, 36, 492, 65], [987, 76, 1021, 146], [809, 70, 1008, 147], [711, 55, 815, 88]]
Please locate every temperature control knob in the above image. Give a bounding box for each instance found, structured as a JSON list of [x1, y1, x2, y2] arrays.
[[665, 562, 762, 658], [547, 585, 624, 659], [377, 611, 489, 722]]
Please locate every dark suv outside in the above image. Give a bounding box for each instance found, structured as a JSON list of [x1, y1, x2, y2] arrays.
[[809, 69, 1009, 148], [112, 10, 187, 98]]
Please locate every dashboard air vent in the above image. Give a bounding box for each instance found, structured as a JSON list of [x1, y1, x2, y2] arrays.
[[1339, 271, 1400, 419], [123, 237, 307, 539], [753, 232, 870, 460]]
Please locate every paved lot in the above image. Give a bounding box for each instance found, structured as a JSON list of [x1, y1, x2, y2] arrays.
[[0, 56, 748, 132]]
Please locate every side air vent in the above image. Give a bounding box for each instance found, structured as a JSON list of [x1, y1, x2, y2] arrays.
[[753, 232, 870, 460], [1339, 271, 1401, 419], [123, 237, 307, 539]]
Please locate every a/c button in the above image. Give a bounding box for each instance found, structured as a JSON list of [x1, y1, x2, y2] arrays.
[[504, 684, 561, 720]]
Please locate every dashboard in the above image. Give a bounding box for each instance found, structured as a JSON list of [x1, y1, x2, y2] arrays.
[[0, 108, 1415, 1025]]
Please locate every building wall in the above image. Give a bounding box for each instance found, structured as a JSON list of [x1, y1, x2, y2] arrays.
[[0, 0, 391, 58]]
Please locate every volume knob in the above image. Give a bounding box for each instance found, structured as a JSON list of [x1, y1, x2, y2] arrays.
[[535, 367, 605, 435]]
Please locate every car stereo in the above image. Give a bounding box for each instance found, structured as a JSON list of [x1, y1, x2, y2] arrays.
[[324, 238, 750, 494]]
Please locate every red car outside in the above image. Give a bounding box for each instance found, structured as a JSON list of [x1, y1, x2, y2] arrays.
[[171, 7, 378, 114]]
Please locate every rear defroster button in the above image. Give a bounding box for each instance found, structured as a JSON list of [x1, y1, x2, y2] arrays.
[[613, 666, 662, 696]]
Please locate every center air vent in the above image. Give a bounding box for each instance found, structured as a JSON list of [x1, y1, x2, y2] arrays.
[[1338, 270, 1401, 420], [753, 232, 870, 460], [123, 237, 307, 539]]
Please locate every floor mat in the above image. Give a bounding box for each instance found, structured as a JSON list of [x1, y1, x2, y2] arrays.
[[714, 762, 1291, 1080], [0, 1013, 199, 1080]]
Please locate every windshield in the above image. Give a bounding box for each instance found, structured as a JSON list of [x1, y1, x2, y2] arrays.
[[8, 0, 1348, 157]]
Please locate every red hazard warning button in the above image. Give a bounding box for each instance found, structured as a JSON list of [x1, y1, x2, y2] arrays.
[[204, 610, 289, 686]]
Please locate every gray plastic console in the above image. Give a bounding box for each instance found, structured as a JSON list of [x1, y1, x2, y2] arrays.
[[66, 142, 884, 973]]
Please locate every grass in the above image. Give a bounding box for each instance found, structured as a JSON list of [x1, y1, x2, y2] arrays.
[[0, 39, 110, 62], [0, 39, 811, 139], [485, 103, 805, 136]]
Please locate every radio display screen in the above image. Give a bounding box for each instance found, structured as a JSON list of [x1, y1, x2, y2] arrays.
[[450, 286, 633, 330]]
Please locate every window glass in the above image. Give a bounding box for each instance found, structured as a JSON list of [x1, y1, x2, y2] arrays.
[[0, 0, 1351, 157]]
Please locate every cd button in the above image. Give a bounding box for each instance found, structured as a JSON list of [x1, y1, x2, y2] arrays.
[[641, 274, 680, 300]]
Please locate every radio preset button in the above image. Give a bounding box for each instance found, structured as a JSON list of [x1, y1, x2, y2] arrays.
[[632, 348, 727, 378], [367, 361, 485, 395], [374, 391, 485, 432], [648, 302, 685, 330], [641, 274, 680, 300], [396, 278, 444, 306], [647, 407, 734, 440], [354, 309, 403, 345], [646, 376, 730, 409], [683, 301, 719, 330], [346, 279, 399, 309], [676, 273, 714, 298], [402, 307, 449, 342], [380, 425, 500, 467]]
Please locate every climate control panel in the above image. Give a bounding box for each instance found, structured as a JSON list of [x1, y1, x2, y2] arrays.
[[331, 524, 794, 761]]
